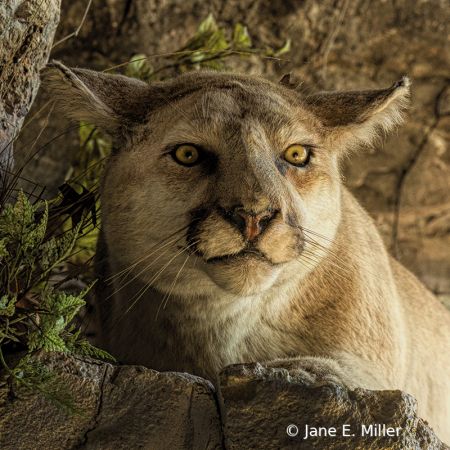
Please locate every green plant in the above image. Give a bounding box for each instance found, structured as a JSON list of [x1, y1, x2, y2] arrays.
[[0, 190, 112, 416], [123, 14, 290, 81]]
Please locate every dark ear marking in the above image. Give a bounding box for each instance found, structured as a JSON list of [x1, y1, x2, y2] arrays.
[[391, 76, 409, 90], [279, 73, 299, 89]]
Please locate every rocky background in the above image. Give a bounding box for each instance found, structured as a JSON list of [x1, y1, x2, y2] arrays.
[[15, 0, 450, 302]]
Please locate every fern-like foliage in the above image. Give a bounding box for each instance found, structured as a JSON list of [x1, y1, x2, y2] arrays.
[[0, 190, 113, 416], [10, 356, 86, 416]]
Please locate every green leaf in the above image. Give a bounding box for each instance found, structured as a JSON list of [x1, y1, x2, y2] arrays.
[[275, 39, 291, 56], [44, 284, 89, 321], [0, 239, 8, 258], [0, 190, 36, 249], [205, 29, 228, 52], [78, 122, 111, 160], [64, 330, 115, 361], [0, 295, 15, 317], [28, 327, 67, 352], [33, 202, 48, 246], [196, 13, 218, 36], [177, 14, 226, 56], [78, 121, 97, 148], [12, 358, 86, 417], [125, 54, 154, 81], [13, 190, 34, 228], [28, 284, 92, 352], [0, 327, 21, 342], [39, 237, 56, 271], [39, 222, 81, 273], [266, 39, 291, 57], [233, 23, 252, 52], [22, 202, 49, 267]]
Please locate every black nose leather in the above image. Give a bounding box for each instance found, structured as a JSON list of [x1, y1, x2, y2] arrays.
[[219, 207, 274, 241]]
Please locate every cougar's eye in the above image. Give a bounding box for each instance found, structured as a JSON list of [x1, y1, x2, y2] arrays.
[[173, 145, 201, 166], [284, 145, 311, 167]]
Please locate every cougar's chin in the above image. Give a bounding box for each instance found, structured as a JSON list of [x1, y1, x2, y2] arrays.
[[204, 254, 282, 296]]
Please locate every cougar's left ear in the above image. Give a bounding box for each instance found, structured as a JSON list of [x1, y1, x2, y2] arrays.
[[41, 60, 161, 144], [303, 77, 411, 154]]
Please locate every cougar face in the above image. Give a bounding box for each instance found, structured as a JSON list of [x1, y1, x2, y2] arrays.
[[43, 63, 409, 300], [99, 82, 342, 297]]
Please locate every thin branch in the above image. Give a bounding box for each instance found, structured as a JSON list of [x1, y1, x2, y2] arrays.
[[52, 0, 93, 49], [103, 49, 292, 73], [321, 0, 351, 79]]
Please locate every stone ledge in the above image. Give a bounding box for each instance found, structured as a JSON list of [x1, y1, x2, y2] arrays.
[[0, 351, 224, 450], [0, 352, 447, 449], [220, 363, 449, 449]]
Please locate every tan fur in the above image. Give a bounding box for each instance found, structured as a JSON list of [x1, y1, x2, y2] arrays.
[[42, 62, 450, 442]]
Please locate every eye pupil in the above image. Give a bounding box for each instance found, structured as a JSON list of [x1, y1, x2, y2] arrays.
[[173, 145, 200, 166], [284, 145, 311, 167]]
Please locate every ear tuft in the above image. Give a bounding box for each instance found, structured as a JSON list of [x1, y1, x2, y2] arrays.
[[393, 76, 411, 89]]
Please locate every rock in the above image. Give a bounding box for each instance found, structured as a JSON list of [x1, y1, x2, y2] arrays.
[[219, 363, 449, 450], [81, 365, 223, 450], [1, 354, 448, 449], [0, 351, 224, 450], [0, 0, 60, 183]]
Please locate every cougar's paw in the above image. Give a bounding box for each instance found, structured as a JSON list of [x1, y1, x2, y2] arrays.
[[263, 356, 360, 390]]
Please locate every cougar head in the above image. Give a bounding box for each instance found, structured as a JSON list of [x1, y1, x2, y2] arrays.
[[43, 62, 409, 298]]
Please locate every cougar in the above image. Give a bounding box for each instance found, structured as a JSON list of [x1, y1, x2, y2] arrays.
[[43, 61, 450, 442]]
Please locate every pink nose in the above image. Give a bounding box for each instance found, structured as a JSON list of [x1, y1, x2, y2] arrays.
[[235, 210, 273, 241]]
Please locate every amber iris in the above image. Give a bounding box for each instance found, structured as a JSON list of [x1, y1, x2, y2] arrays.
[[174, 145, 200, 165], [284, 145, 310, 167]]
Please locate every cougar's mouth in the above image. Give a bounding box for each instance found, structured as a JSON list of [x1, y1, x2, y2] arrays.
[[179, 240, 275, 264], [204, 247, 273, 264]]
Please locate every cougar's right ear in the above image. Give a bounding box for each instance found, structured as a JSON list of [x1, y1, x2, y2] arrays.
[[302, 78, 411, 156], [41, 60, 155, 144]]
